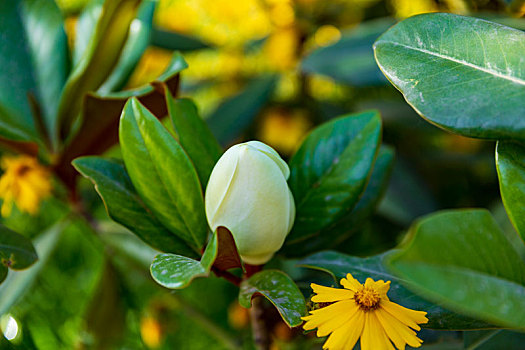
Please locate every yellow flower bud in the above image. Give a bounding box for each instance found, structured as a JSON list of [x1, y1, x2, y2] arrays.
[[205, 141, 295, 265]]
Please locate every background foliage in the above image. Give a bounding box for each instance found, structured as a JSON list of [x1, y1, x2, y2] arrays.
[[0, 0, 524, 349]]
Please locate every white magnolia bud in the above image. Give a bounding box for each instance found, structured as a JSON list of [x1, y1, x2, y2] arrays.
[[205, 141, 295, 265]]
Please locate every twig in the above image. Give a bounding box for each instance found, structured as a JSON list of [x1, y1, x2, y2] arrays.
[[249, 296, 270, 350]]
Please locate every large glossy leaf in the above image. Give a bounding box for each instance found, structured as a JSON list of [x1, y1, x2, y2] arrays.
[[119, 98, 208, 250], [57, 0, 142, 140], [282, 145, 394, 256], [239, 270, 307, 327], [496, 141, 525, 242], [0, 222, 63, 315], [72, 156, 198, 257], [388, 209, 525, 329], [98, 0, 155, 93], [302, 18, 394, 86], [207, 76, 277, 146], [374, 13, 525, 140], [299, 251, 493, 330], [150, 232, 218, 289], [0, 0, 37, 141], [285, 111, 382, 245], [55, 53, 186, 189], [166, 93, 222, 188], [0, 225, 38, 272], [21, 0, 69, 139]]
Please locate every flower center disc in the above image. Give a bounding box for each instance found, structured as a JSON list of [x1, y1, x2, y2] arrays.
[[354, 288, 380, 311]]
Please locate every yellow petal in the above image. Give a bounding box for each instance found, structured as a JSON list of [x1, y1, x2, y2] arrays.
[[376, 308, 423, 349], [302, 300, 355, 331], [361, 312, 395, 350], [315, 300, 358, 337], [340, 273, 363, 291], [310, 283, 354, 302], [323, 310, 364, 350], [380, 300, 428, 331]]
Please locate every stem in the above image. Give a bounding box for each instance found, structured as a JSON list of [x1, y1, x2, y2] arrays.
[[212, 267, 242, 286], [249, 296, 270, 350]]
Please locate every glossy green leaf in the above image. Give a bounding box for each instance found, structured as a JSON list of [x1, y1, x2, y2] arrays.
[[496, 141, 525, 242], [57, 0, 142, 140], [388, 209, 525, 329], [239, 270, 307, 327], [207, 76, 277, 146], [302, 18, 394, 86], [119, 98, 208, 250], [72, 156, 198, 257], [151, 28, 210, 51], [464, 330, 525, 349], [55, 53, 186, 189], [150, 233, 218, 289], [98, 0, 155, 93], [374, 13, 525, 140], [21, 0, 69, 138], [0, 221, 64, 315], [166, 93, 222, 188], [299, 250, 493, 330], [72, 0, 102, 65], [0, 225, 38, 271], [0, 0, 37, 141], [285, 111, 382, 245], [282, 145, 394, 256]]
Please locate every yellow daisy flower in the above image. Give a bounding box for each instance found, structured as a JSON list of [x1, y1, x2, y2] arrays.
[[0, 155, 52, 217], [302, 273, 428, 350]]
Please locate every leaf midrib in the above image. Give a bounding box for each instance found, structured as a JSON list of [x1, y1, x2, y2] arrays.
[[378, 41, 525, 86]]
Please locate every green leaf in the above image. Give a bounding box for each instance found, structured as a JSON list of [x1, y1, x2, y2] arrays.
[[57, 0, 142, 140], [374, 13, 525, 140], [207, 76, 277, 146], [302, 17, 394, 86], [496, 141, 525, 242], [55, 53, 186, 189], [0, 221, 64, 315], [72, 156, 197, 257], [0, 225, 38, 271], [0, 0, 38, 141], [21, 0, 69, 138], [239, 270, 307, 327], [150, 28, 210, 51], [166, 93, 222, 188], [388, 209, 525, 329], [285, 111, 382, 245], [283, 145, 394, 256], [299, 251, 493, 330], [150, 233, 218, 289], [119, 98, 208, 250], [98, 0, 155, 93]]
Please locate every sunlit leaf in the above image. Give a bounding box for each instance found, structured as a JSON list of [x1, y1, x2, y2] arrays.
[[496, 141, 525, 242], [166, 93, 222, 188], [388, 209, 525, 329], [285, 111, 381, 246], [72, 156, 198, 257], [374, 13, 525, 140], [119, 98, 207, 250]]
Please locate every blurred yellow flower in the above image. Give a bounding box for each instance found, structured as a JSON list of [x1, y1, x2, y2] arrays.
[[259, 108, 311, 155], [0, 156, 52, 217], [390, 0, 437, 18], [302, 273, 428, 350], [140, 315, 164, 348], [314, 25, 342, 47]]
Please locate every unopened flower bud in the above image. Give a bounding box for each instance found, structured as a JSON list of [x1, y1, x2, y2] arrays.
[[205, 141, 295, 265]]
